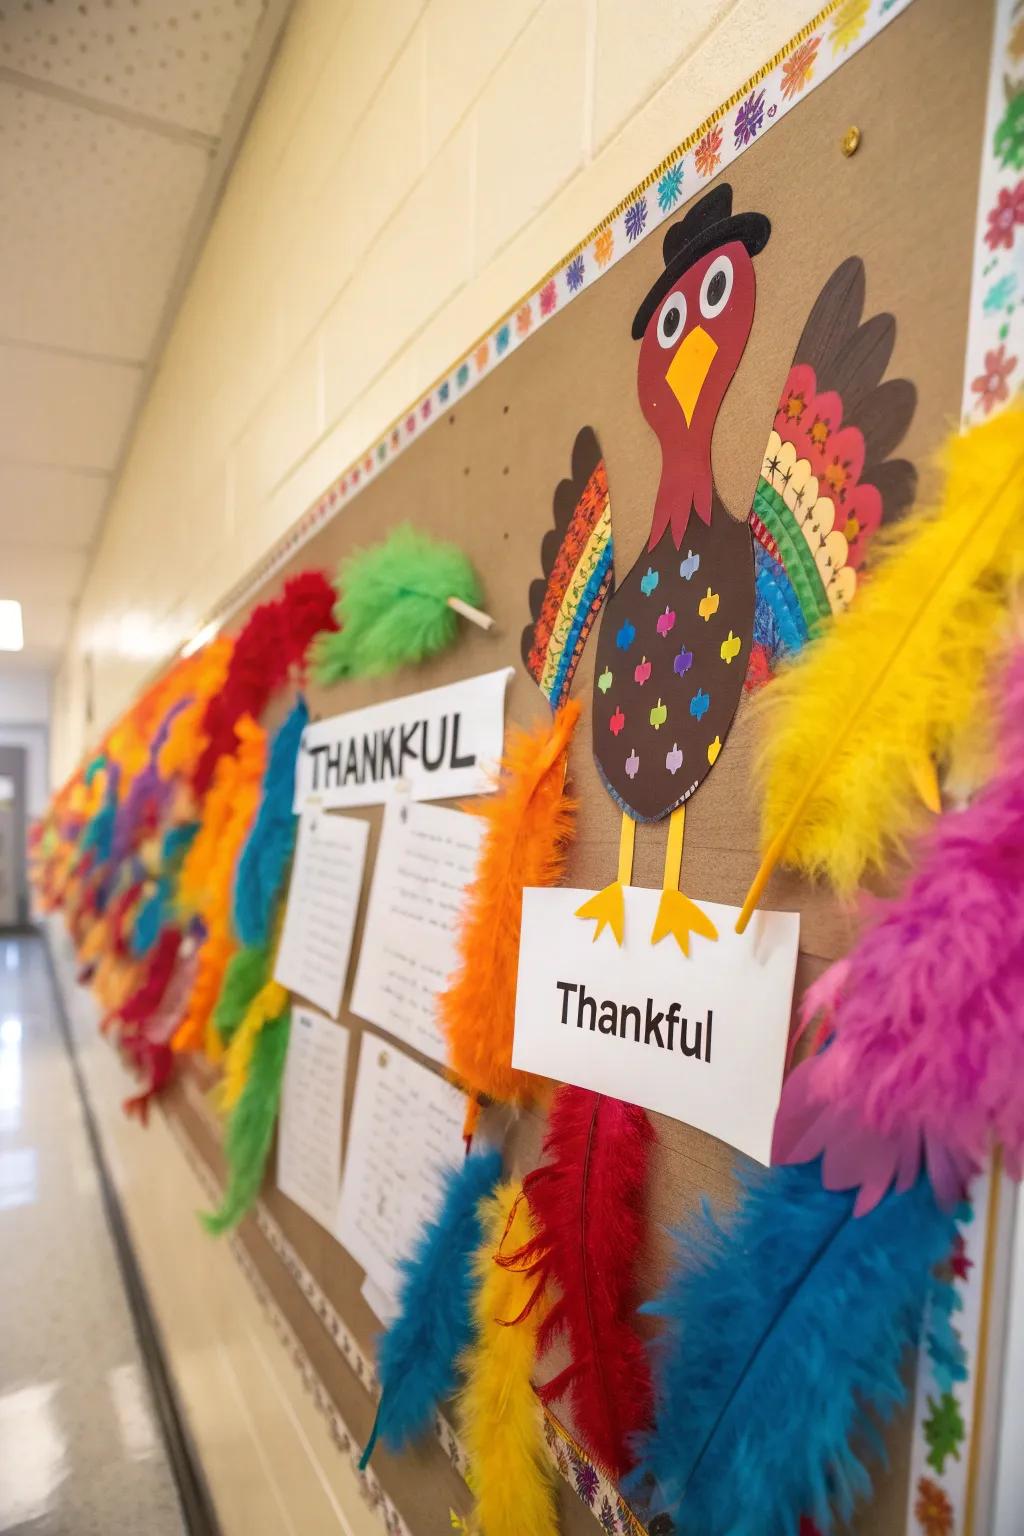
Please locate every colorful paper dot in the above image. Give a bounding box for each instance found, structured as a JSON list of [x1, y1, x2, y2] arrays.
[[720, 630, 742, 663], [625, 749, 640, 780], [665, 742, 683, 774], [640, 567, 660, 596], [690, 689, 710, 721], [679, 550, 700, 581], [707, 735, 721, 765], [656, 606, 676, 637], [616, 621, 636, 650], [649, 698, 667, 730], [597, 667, 613, 694], [634, 656, 652, 685], [609, 707, 625, 736], [673, 646, 693, 677], [698, 588, 720, 622]]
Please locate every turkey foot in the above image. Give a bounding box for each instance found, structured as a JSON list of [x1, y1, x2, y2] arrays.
[[650, 806, 718, 954], [574, 812, 635, 945]]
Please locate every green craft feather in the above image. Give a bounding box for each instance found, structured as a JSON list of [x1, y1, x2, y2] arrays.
[[202, 1008, 290, 1234], [212, 940, 272, 1045], [312, 524, 485, 681]]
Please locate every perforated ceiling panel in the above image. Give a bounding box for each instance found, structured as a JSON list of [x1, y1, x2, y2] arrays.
[[0, 82, 210, 356], [0, 0, 289, 666], [0, 0, 269, 137]]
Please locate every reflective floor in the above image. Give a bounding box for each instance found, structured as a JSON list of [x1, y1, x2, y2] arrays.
[[0, 934, 185, 1535]]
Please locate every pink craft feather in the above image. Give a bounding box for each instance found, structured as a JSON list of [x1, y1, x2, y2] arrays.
[[501, 1086, 654, 1478], [774, 646, 1024, 1213]]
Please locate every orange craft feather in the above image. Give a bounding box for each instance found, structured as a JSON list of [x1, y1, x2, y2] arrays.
[[440, 701, 580, 1112]]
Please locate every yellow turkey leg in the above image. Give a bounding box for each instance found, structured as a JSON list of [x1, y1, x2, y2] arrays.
[[575, 812, 634, 945], [650, 805, 718, 955]]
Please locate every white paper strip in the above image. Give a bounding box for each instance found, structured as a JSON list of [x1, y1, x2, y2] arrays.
[[513, 886, 799, 1165], [276, 1006, 349, 1233], [294, 668, 513, 810]]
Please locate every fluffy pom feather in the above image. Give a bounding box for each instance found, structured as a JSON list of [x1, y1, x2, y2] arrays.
[[505, 1086, 653, 1477], [203, 1006, 290, 1234], [313, 524, 484, 682], [219, 977, 289, 1113], [360, 1147, 503, 1468], [746, 405, 1024, 905], [629, 1161, 956, 1535], [441, 702, 579, 1109], [213, 940, 273, 1045], [774, 645, 1024, 1210], [233, 698, 306, 945], [192, 570, 334, 793], [458, 1183, 558, 1536]]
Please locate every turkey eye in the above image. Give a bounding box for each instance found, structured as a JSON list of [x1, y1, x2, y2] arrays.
[[700, 254, 734, 319], [657, 292, 686, 349]]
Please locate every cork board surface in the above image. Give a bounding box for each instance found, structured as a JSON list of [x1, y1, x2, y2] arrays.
[[170, 2, 994, 1530]]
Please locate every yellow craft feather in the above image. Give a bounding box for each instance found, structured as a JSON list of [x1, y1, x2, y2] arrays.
[[740, 405, 1024, 921], [458, 1183, 558, 1536], [218, 979, 289, 1112]]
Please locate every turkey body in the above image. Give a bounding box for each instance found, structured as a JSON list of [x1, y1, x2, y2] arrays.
[[591, 496, 753, 822]]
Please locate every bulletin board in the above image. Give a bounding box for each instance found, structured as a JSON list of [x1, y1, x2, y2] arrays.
[[155, 0, 997, 1531]]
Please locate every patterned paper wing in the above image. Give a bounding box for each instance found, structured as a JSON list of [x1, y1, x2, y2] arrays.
[[748, 257, 917, 686], [521, 426, 613, 707]]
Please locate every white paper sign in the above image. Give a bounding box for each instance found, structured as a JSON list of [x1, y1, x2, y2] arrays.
[[276, 1006, 349, 1232], [334, 1036, 467, 1300], [294, 668, 513, 810], [273, 810, 369, 1018], [350, 797, 485, 1063], [512, 888, 800, 1165]]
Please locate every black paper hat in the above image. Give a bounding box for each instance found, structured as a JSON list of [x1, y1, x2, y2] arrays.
[[631, 183, 771, 339]]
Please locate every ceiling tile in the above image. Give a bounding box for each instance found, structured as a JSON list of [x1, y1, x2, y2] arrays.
[[0, 463, 108, 548], [0, 83, 212, 357], [0, 342, 141, 471], [0, 0, 268, 137], [0, 545, 90, 605]]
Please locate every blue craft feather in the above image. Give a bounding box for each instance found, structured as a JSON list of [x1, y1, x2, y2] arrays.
[[629, 1160, 955, 1536], [359, 1147, 503, 1470], [162, 821, 198, 865], [131, 877, 169, 957], [233, 697, 307, 946]]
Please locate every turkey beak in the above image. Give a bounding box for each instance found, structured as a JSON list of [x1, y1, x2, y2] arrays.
[[666, 325, 718, 425]]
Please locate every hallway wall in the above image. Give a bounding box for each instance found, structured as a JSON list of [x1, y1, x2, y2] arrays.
[[51, 0, 820, 783]]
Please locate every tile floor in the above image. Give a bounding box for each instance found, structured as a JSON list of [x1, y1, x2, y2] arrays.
[[0, 933, 185, 1535]]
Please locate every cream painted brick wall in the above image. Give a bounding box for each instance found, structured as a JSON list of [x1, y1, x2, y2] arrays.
[[52, 0, 821, 784]]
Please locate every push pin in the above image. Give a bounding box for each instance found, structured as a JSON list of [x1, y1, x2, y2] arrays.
[[841, 124, 862, 157]]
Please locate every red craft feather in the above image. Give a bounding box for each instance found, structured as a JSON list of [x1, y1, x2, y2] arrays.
[[502, 1085, 654, 1478]]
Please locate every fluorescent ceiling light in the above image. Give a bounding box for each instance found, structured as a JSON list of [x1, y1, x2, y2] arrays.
[[0, 601, 23, 652], [180, 619, 220, 658]]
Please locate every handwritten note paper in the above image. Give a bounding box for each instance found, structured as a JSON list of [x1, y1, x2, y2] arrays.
[[350, 798, 484, 1063], [276, 1006, 349, 1232], [334, 1037, 467, 1301], [273, 810, 369, 1018]]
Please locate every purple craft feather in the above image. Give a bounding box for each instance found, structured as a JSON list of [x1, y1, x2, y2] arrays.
[[774, 646, 1024, 1213], [108, 697, 191, 874]]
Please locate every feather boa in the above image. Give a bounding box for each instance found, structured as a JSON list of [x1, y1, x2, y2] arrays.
[[203, 1005, 291, 1234], [360, 1147, 503, 1467], [212, 940, 273, 1045], [313, 524, 483, 682], [503, 1086, 653, 1477], [458, 1183, 558, 1536], [219, 978, 289, 1113], [441, 702, 579, 1109], [233, 698, 305, 945], [192, 570, 335, 794], [629, 1161, 955, 1535], [774, 645, 1024, 1210], [751, 405, 1024, 897]]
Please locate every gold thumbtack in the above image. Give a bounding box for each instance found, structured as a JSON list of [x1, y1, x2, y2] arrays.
[[841, 125, 862, 157]]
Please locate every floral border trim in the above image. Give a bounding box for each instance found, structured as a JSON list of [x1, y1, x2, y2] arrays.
[[176, 1074, 644, 1535], [205, 0, 915, 636], [960, 0, 1024, 427], [907, 8, 1024, 1532]]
